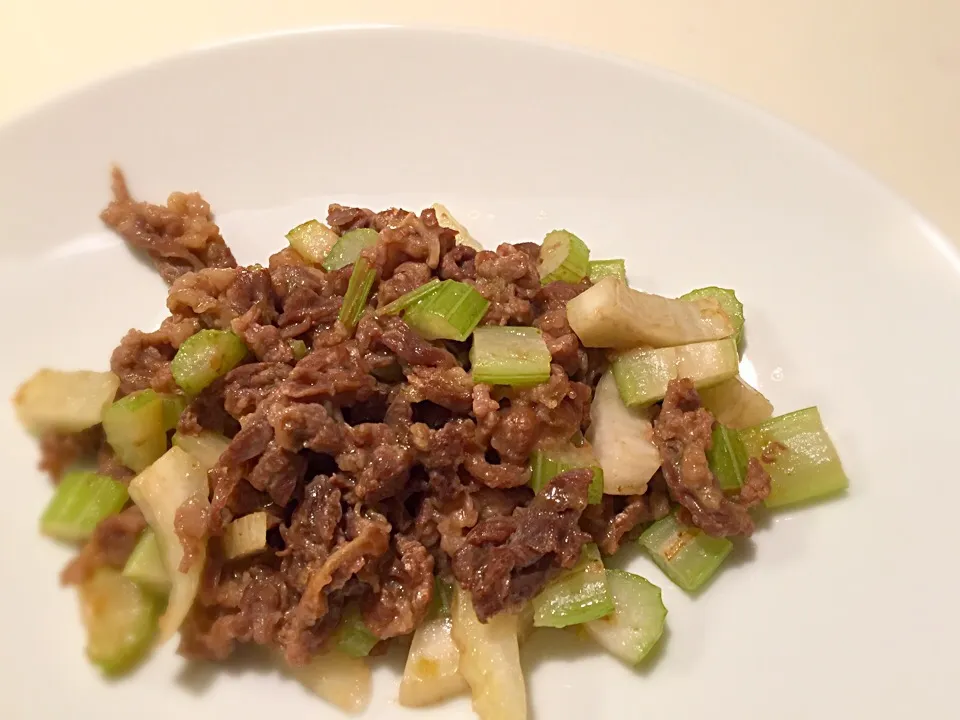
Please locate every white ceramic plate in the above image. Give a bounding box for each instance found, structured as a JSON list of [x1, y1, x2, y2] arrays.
[[1, 27, 957, 720]]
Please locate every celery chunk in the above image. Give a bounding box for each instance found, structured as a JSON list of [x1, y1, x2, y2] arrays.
[[639, 512, 732, 592], [470, 327, 551, 387], [171, 329, 247, 395], [40, 471, 128, 542]]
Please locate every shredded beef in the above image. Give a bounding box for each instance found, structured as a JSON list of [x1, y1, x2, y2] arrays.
[[111, 314, 200, 396], [581, 474, 670, 555], [61, 506, 146, 585], [38, 427, 101, 482], [364, 535, 434, 638]]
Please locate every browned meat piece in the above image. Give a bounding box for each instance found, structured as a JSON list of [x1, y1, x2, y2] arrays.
[[38, 427, 101, 482], [61, 506, 147, 585]]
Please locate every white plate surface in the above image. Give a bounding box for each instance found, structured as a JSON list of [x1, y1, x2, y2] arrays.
[[1, 26, 957, 720]]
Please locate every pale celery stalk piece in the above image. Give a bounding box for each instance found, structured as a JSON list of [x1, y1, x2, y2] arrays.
[[322, 228, 380, 271], [587, 259, 626, 284], [680, 286, 745, 347], [529, 444, 603, 504], [451, 584, 526, 720], [708, 423, 750, 492], [377, 277, 442, 316], [404, 280, 489, 341], [160, 393, 187, 432], [334, 605, 379, 658], [172, 429, 231, 472], [583, 569, 667, 665], [40, 471, 128, 542], [586, 372, 662, 495], [399, 615, 468, 707], [538, 230, 590, 284], [80, 567, 161, 675], [284, 649, 372, 714], [122, 529, 170, 594], [289, 339, 309, 361], [739, 407, 849, 508], [13, 369, 120, 434], [611, 338, 739, 407], [286, 219, 339, 264], [470, 326, 551, 387], [431, 203, 483, 251], [102, 389, 167, 472], [639, 512, 733, 592], [698, 376, 774, 429], [566, 276, 735, 349], [127, 446, 209, 643], [223, 511, 270, 560], [532, 544, 613, 628], [170, 329, 247, 396], [338, 257, 377, 329]]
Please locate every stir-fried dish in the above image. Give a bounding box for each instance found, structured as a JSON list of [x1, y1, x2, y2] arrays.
[[13, 170, 849, 718]]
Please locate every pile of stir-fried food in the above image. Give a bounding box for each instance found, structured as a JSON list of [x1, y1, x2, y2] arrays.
[[13, 170, 849, 718]]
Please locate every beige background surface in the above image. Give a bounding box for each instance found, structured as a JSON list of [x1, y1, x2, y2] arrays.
[[1, 0, 957, 240]]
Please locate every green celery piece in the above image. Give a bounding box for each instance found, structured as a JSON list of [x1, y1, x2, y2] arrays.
[[588, 259, 626, 284], [171, 430, 231, 472], [338, 257, 377, 329], [430, 578, 454, 619], [334, 605, 379, 658], [738, 407, 848, 508], [40, 471, 129, 542], [160, 394, 187, 432], [708, 423, 750, 492], [639, 512, 732, 592], [532, 544, 613, 628], [583, 569, 667, 665], [322, 228, 380, 271], [80, 567, 161, 675], [377, 277, 442, 316], [171, 329, 248, 396], [102, 389, 167, 472], [539, 230, 590, 284], [286, 219, 339, 264], [470, 326, 551, 387], [289, 339, 308, 361], [404, 280, 489, 341], [122, 529, 170, 594], [680, 287, 745, 348], [529, 445, 603, 504]]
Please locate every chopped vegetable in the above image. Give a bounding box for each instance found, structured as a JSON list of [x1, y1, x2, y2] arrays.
[[289, 339, 309, 361], [430, 577, 454, 620], [681, 286, 745, 347], [586, 373, 661, 495], [286, 219, 339, 264], [529, 445, 603, 504], [739, 407, 848, 507], [404, 280, 489, 341], [470, 327, 551, 387], [223, 511, 270, 560], [80, 567, 161, 675], [160, 393, 187, 432], [122, 529, 170, 594], [127, 446, 209, 643], [611, 338, 739, 407], [40, 471, 128, 542], [338, 257, 377, 330], [566, 277, 735, 349], [587, 259, 626, 284], [170, 329, 247, 396], [583, 569, 667, 665], [171, 429, 230, 472], [334, 605, 379, 658], [285, 649, 372, 714], [377, 277, 442, 316], [322, 228, 380, 271], [400, 615, 468, 707], [432, 203, 483, 251], [639, 512, 733, 592], [532, 544, 613, 628], [13, 369, 119, 434], [698, 376, 774, 429], [538, 230, 590, 284], [708, 423, 750, 492], [102, 389, 167, 472], [451, 584, 526, 720]]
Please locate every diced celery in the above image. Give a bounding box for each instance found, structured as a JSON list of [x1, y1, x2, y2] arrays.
[[404, 280, 489, 342], [286, 219, 339, 264], [80, 568, 161, 675], [399, 615, 468, 707], [698, 376, 774, 429], [611, 338, 739, 407], [708, 423, 750, 492], [681, 286, 745, 347], [334, 605, 380, 658], [538, 230, 590, 284], [284, 649, 372, 713], [289, 339, 309, 361], [160, 393, 187, 432], [338, 257, 377, 329], [322, 228, 380, 271], [431, 578, 454, 619], [122, 529, 170, 594], [377, 277, 442, 316], [738, 407, 848, 508], [14, 369, 120, 434], [529, 445, 603, 504], [583, 570, 667, 665], [102, 389, 167, 472], [470, 327, 551, 387], [587, 259, 626, 284], [566, 277, 735, 349], [431, 203, 483, 251], [171, 329, 248, 396], [532, 544, 613, 628], [639, 512, 732, 592], [172, 429, 231, 472], [40, 471, 128, 542], [223, 511, 269, 560]]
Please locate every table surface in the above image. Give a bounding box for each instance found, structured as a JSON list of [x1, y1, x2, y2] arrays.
[[2, 0, 957, 241]]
